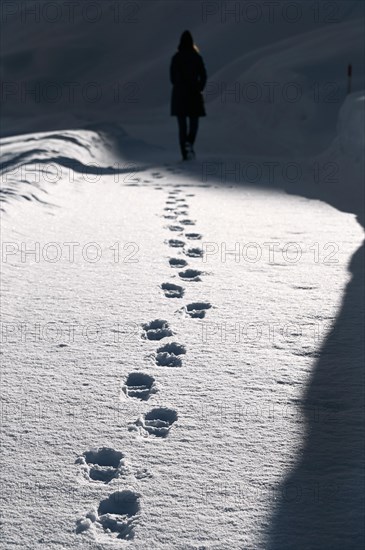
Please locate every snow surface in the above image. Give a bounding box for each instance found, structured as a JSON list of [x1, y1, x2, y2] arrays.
[[1, 1, 364, 549], [1, 131, 364, 548]]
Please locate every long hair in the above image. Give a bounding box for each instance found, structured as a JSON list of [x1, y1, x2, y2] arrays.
[[178, 30, 200, 53]]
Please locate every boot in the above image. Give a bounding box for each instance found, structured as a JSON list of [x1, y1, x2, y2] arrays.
[[186, 141, 196, 160]]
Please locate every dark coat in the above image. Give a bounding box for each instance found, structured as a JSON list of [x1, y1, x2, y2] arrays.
[[170, 49, 207, 117]]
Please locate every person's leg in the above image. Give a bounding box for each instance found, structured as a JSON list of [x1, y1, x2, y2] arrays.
[[177, 116, 188, 159], [187, 117, 199, 145]]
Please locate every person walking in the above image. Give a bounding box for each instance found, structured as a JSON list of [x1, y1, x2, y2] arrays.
[[170, 30, 207, 161]]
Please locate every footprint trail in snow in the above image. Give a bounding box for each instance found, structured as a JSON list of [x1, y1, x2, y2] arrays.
[[77, 171, 213, 543]]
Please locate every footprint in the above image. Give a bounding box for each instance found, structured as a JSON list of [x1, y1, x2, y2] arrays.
[[186, 302, 212, 319], [178, 269, 202, 282], [185, 247, 204, 258], [156, 342, 186, 367], [164, 207, 175, 211], [134, 467, 153, 480], [161, 282, 184, 298], [76, 447, 127, 483], [122, 372, 156, 400], [168, 225, 184, 232], [76, 490, 141, 540], [142, 319, 173, 340], [167, 239, 185, 248], [163, 214, 177, 220], [179, 219, 195, 226], [152, 172, 164, 179], [186, 233, 202, 240], [169, 258, 188, 268], [135, 407, 178, 437]]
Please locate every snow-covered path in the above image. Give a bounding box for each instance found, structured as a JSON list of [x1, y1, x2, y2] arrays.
[[1, 157, 363, 549]]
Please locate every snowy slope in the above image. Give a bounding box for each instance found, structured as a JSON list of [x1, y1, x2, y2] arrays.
[[1, 1, 364, 549], [1, 0, 364, 217], [1, 0, 364, 155]]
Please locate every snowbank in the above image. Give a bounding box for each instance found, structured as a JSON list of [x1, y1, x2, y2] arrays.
[[308, 92, 365, 222]]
